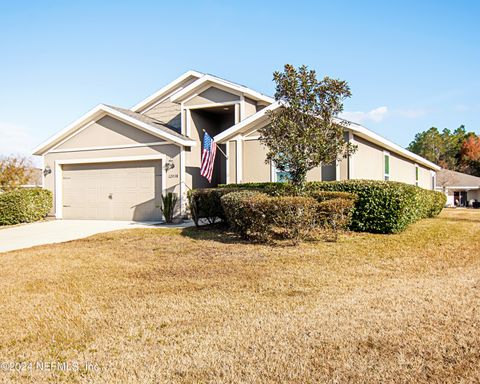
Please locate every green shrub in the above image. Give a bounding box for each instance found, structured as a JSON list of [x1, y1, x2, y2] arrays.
[[187, 188, 242, 226], [316, 198, 356, 241], [187, 192, 200, 227], [413, 188, 446, 218], [159, 192, 178, 223], [221, 191, 356, 244], [308, 180, 446, 233], [266, 195, 320, 243], [220, 190, 270, 240], [431, 191, 447, 216], [219, 182, 294, 196], [308, 180, 419, 233], [221, 191, 319, 244], [221, 180, 445, 234], [0, 188, 53, 226], [307, 190, 357, 203], [188, 183, 356, 238]]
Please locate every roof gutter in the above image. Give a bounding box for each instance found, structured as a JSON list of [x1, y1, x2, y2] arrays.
[[214, 102, 440, 171]]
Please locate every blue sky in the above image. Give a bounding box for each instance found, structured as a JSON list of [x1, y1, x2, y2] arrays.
[[0, 0, 479, 161]]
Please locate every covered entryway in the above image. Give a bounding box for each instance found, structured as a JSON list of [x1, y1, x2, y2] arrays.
[[62, 160, 163, 220], [453, 191, 468, 207]]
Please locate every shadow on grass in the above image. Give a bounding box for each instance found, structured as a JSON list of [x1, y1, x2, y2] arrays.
[[443, 217, 480, 224], [180, 224, 343, 247], [180, 224, 249, 245]]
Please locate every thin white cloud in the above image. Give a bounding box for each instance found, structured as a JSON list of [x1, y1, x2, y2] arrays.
[[397, 108, 429, 119], [0, 122, 37, 157], [340, 106, 388, 124]]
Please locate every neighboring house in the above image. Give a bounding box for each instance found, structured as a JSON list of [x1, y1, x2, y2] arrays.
[[33, 70, 440, 221], [436, 169, 480, 207]]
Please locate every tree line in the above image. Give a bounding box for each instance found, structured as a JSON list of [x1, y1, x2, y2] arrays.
[[407, 126, 480, 176]]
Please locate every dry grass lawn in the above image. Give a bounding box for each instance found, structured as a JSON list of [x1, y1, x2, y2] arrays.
[[0, 209, 479, 383]]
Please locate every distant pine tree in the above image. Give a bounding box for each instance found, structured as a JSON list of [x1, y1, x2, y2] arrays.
[[408, 125, 479, 176]]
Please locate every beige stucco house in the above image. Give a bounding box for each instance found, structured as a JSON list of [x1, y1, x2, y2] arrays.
[[34, 70, 440, 221], [436, 169, 480, 207]]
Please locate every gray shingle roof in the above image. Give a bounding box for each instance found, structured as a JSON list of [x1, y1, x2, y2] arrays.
[[437, 169, 480, 187], [106, 105, 190, 141]]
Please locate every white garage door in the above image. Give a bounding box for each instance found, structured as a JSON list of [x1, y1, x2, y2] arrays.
[[62, 161, 163, 221]]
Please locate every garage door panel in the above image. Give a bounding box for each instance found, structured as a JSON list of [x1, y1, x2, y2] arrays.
[[115, 191, 137, 204], [62, 161, 162, 221], [85, 189, 100, 204]]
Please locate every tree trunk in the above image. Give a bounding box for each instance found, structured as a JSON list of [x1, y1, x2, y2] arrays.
[[291, 169, 307, 195]]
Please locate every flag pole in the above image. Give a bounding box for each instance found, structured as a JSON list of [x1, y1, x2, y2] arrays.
[[203, 129, 228, 159]]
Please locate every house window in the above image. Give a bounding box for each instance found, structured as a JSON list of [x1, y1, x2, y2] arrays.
[[415, 165, 419, 186], [272, 159, 292, 182], [275, 170, 292, 183], [431, 171, 436, 190], [384, 152, 390, 181]]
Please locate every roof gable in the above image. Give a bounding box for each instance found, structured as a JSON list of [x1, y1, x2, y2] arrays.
[[54, 115, 165, 151], [131, 70, 204, 113], [213, 101, 280, 142], [33, 105, 196, 155], [184, 86, 240, 106], [170, 74, 274, 104]]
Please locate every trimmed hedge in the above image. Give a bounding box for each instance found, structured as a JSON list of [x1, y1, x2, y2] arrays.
[[187, 188, 243, 226], [188, 187, 356, 228], [219, 182, 294, 196], [0, 188, 53, 226], [308, 190, 357, 204], [220, 191, 271, 240], [220, 180, 446, 234], [221, 191, 353, 243], [316, 198, 356, 240]]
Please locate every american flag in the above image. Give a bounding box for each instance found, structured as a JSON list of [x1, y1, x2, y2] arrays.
[[200, 131, 217, 183]]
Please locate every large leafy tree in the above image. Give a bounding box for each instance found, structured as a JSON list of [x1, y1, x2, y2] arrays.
[[461, 135, 480, 161], [461, 135, 480, 176], [0, 156, 33, 192], [407, 125, 474, 169], [259, 64, 356, 190]]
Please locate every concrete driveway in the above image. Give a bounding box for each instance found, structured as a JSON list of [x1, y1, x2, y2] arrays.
[[0, 219, 192, 253]]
